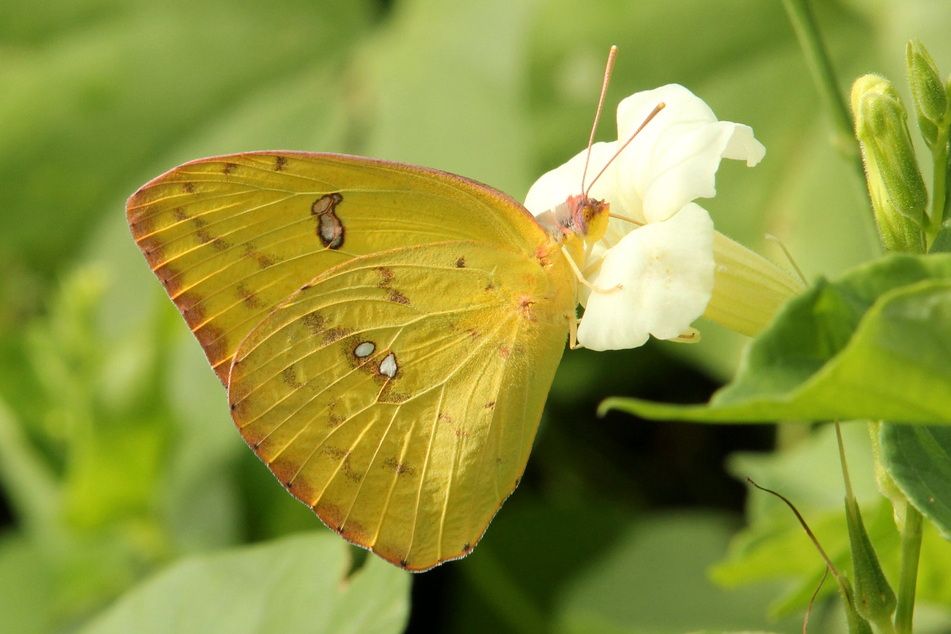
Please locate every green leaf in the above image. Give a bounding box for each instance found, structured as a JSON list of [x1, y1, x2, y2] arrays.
[[0, 0, 374, 275], [0, 535, 54, 634], [717, 425, 951, 619], [601, 254, 951, 424], [881, 424, 951, 539], [79, 532, 410, 634], [551, 513, 800, 634], [930, 220, 951, 253]]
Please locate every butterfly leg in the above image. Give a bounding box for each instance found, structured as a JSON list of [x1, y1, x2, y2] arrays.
[[559, 246, 621, 294], [670, 327, 701, 344], [568, 314, 583, 350]]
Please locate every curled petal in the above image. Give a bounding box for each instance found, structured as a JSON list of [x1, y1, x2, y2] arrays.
[[613, 84, 766, 223], [576, 203, 715, 350], [523, 142, 624, 217]]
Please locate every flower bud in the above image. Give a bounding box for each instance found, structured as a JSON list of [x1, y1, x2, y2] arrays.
[[851, 75, 927, 253], [906, 39, 949, 147], [845, 496, 896, 627]]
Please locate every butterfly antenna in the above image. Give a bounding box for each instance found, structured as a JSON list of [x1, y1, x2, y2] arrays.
[[586, 101, 665, 197], [580, 45, 618, 194]]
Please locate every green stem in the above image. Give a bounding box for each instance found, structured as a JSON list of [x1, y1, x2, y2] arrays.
[[894, 504, 923, 634], [0, 396, 61, 541], [929, 127, 949, 240], [781, 0, 864, 178]]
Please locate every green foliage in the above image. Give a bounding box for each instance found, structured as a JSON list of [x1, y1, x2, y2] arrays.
[[881, 425, 951, 539], [715, 426, 951, 624], [79, 532, 409, 634], [602, 254, 951, 424]]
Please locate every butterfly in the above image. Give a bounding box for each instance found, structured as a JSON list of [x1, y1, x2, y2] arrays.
[[126, 151, 610, 570]]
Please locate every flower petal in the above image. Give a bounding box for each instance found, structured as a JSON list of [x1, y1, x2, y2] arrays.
[[523, 142, 622, 216], [613, 84, 766, 223], [576, 203, 715, 350]]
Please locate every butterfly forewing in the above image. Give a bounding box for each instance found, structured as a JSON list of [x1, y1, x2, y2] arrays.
[[127, 152, 544, 382], [228, 242, 572, 570]]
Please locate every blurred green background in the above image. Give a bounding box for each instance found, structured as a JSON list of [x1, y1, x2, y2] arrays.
[[2, 1, 951, 632]]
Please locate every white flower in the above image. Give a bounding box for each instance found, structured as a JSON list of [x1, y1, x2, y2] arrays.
[[525, 84, 787, 351]]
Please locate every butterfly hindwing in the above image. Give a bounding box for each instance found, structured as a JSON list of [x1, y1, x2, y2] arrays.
[[127, 152, 545, 382], [228, 242, 572, 570]]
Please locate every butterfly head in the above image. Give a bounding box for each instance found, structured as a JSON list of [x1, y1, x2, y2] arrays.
[[567, 194, 609, 244], [548, 194, 609, 245]]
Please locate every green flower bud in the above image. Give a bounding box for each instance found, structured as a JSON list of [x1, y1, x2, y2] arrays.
[[851, 74, 927, 253], [917, 113, 940, 149], [906, 39, 949, 146], [845, 496, 896, 627]]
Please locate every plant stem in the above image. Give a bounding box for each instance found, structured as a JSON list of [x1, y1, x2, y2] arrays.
[[0, 397, 60, 541], [929, 127, 949, 240], [781, 0, 865, 179], [894, 504, 923, 634]]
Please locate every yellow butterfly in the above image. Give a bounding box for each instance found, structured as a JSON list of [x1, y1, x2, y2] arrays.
[[127, 152, 609, 570]]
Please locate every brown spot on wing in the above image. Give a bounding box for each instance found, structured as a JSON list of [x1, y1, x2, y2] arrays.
[[517, 295, 537, 321], [387, 289, 410, 305], [323, 446, 347, 460], [129, 212, 155, 235], [376, 266, 394, 287], [281, 366, 304, 389], [455, 256, 466, 268], [378, 387, 409, 404], [534, 244, 552, 267], [211, 357, 231, 384], [173, 208, 189, 222], [339, 518, 368, 544], [322, 327, 352, 344], [223, 162, 237, 175], [236, 282, 263, 309], [267, 458, 294, 481], [182, 182, 195, 193], [242, 243, 278, 268], [301, 312, 325, 336], [383, 457, 415, 476], [315, 501, 344, 532], [311, 193, 345, 249], [341, 455, 362, 483], [194, 323, 228, 367], [275, 155, 287, 171], [138, 235, 165, 267], [177, 291, 206, 326], [155, 264, 182, 295]]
